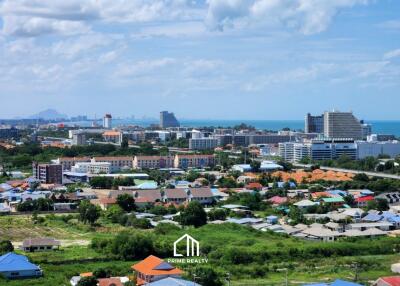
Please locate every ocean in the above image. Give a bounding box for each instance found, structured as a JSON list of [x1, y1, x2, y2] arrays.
[[67, 119, 400, 137]]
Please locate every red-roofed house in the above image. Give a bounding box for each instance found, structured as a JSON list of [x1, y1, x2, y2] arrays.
[[374, 276, 400, 286], [98, 278, 124, 286], [355, 195, 375, 207], [91, 198, 117, 210], [245, 182, 263, 191], [311, 192, 331, 200], [132, 255, 183, 285], [268, 196, 288, 205]]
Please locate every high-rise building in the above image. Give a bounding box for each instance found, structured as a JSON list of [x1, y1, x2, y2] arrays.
[[160, 111, 180, 128], [32, 162, 63, 184], [361, 123, 372, 140], [189, 138, 219, 150], [279, 138, 357, 163], [72, 132, 86, 146], [103, 114, 112, 129], [305, 113, 324, 133], [323, 111, 362, 140]]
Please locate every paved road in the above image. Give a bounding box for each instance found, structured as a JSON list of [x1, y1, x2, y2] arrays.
[[294, 163, 400, 180]]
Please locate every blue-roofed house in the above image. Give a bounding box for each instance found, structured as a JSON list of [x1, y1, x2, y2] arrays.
[[362, 213, 383, 222], [210, 188, 229, 201], [0, 252, 42, 279], [148, 277, 201, 286], [266, 215, 278, 224], [303, 279, 364, 286], [277, 181, 296, 188], [136, 181, 158, 190]]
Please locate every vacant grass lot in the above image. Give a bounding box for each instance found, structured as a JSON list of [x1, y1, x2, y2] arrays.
[[1, 216, 399, 285]]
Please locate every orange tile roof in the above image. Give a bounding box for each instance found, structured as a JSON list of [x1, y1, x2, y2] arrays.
[[103, 131, 121, 136], [98, 278, 123, 286], [99, 198, 117, 205], [271, 169, 354, 183], [80, 272, 93, 277], [132, 255, 183, 276]]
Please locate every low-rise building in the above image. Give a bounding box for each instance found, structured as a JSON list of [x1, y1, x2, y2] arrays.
[[133, 156, 174, 169], [20, 238, 60, 252], [132, 255, 183, 285], [174, 154, 215, 169], [189, 138, 219, 150], [32, 162, 62, 184], [0, 253, 42, 279]]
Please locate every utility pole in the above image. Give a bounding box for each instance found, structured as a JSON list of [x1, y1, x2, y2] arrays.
[[352, 262, 359, 282], [226, 272, 231, 286]]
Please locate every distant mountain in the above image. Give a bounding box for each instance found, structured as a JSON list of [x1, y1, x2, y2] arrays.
[[29, 109, 68, 120]]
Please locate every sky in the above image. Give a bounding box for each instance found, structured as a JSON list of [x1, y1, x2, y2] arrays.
[[0, 0, 399, 120]]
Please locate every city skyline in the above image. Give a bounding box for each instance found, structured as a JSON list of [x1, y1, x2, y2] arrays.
[[0, 1, 399, 119]]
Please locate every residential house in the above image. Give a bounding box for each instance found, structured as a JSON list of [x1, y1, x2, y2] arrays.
[[294, 199, 318, 210], [133, 189, 162, 207], [347, 222, 393, 231], [162, 189, 187, 204], [355, 195, 374, 207], [245, 182, 263, 191], [186, 188, 214, 205], [268, 196, 288, 206], [376, 192, 400, 205], [133, 156, 174, 169], [303, 279, 364, 286], [321, 197, 345, 208], [20, 238, 60, 252], [174, 154, 215, 169], [92, 198, 117, 210], [374, 276, 400, 286], [147, 277, 201, 286], [0, 252, 42, 279], [131, 255, 183, 285]]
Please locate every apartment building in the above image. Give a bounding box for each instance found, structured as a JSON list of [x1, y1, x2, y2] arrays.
[[53, 156, 133, 171], [324, 111, 363, 140], [215, 134, 293, 147], [71, 160, 114, 174], [133, 156, 174, 169], [52, 157, 91, 171], [279, 139, 357, 162], [305, 113, 324, 133], [174, 154, 215, 169], [102, 130, 123, 144], [32, 162, 63, 184], [94, 156, 133, 170], [189, 138, 219, 150]]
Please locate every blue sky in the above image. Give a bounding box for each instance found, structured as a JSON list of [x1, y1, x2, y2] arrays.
[[0, 0, 399, 120]]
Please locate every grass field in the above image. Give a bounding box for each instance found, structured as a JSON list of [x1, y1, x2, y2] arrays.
[[0, 215, 399, 286]]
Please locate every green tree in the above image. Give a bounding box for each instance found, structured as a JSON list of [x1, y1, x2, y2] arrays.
[[343, 194, 355, 207], [110, 231, 154, 260], [104, 205, 125, 223], [250, 160, 261, 172], [179, 201, 207, 228], [376, 198, 389, 211], [192, 266, 223, 286], [121, 137, 129, 149], [79, 201, 101, 225], [207, 208, 227, 221], [0, 240, 14, 255], [117, 194, 136, 212], [77, 276, 97, 286]]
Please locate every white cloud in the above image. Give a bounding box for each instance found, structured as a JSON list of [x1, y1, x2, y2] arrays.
[[205, 0, 370, 35], [0, 0, 199, 37], [51, 34, 119, 59], [378, 20, 400, 30], [383, 49, 400, 60]]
